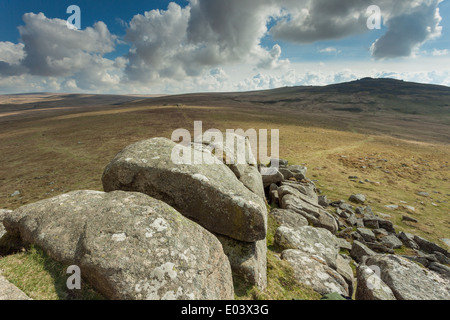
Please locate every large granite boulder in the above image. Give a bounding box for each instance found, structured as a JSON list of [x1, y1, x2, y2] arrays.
[[356, 264, 396, 300], [269, 208, 309, 230], [274, 226, 340, 269], [281, 250, 349, 296], [3, 191, 234, 300], [215, 235, 267, 290], [364, 255, 450, 300], [195, 133, 265, 200], [102, 138, 267, 243]]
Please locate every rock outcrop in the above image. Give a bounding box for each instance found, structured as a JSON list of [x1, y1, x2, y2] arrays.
[[3, 191, 234, 300], [102, 137, 268, 290], [281, 249, 349, 296], [102, 138, 267, 243], [364, 255, 450, 300]]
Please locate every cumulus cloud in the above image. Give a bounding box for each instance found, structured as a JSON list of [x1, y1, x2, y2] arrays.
[[0, 0, 446, 94], [0, 12, 120, 91], [370, 0, 443, 59], [123, 1, 289, 83]]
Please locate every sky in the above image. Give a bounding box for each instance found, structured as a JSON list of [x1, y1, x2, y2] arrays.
[[0, 0, 449, 94]]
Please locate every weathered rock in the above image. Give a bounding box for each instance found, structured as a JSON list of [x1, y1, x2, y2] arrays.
[[402, 215, 418, 223], [215, 235, 267, 290], [239, 166, 266, 200], [281, 250, 349, 296], [269, 208, 309, 230], [356, 265, 396, 300], [0, 209, 12, 239], [261, 167, 284, 188], [349, 194, 366, 204], [0, 275, 32, 300], [275, 226, 340, 269], [102, 138, 267, 242], [379, 235, 403, 249], [269, 190, 279, 206], [373, 229, 389, 237], [285, 165, 307, 181], [196, 134, 265, 200], [428, 262, 450, 279], [433, 251, 450, 265], [318, 195, 329, 208], [366, 242, 395, 254], [363, 217, 379, 229], [336, 255, 354, 296], [377, 218, 395, 233], [280, 190, 337, 234], [365, 255, 450, 300], [357, 228, 377, 243], [336, 238, 352, 251], [4, 191, 234, 300], [278, 168, 294, 180], [398, 232, 419, 250], [351, 241, 376, 263], [413, 235, 450, 258], [279, 182, 318, 206]]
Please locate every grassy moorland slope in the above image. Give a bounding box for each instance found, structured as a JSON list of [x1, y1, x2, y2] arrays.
[[0, 78, 449, 299]]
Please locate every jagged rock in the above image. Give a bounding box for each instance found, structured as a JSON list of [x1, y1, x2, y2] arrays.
[[363, 216, 379, 229], [284, 165, 307, 180], [398, 232, 419, 250], [356, 218, 365, 228], [318, 195, 329, 208], [102, 138, 267, 242], [366, 242, 395, 254], [336, 255, 354, 296], [413, 235, 450, 258], [356, 265, 396, 300], [279, 188, 337, 234], [0, 275, 32, 300], [269, 208, 309, 230], [373, 229, 389, 237], [275, 226, 340, 269], [261, 167, 284, 188], [357, 228, 377, 243], [215, 235, 267, 290], [0, 209, 12, 239], [349, 194, 366, 204], [402, 215, 418, 223], [377, 218, 396, 233], [278, 168, 294, 180], [279, 182, 318, 205], [428, 263, 450, 279], [401, 255, 430, 267], [379, 235, 403, 249], [3, 191, 234, 300], [269, 190, 279, 206], [351, 241, 376, 263], [281, 250, 349, 296], [433, 252, 450, 265], [365, 255, 450, 300], [337, 238, 352, 251], [346, 214, 358, 226]]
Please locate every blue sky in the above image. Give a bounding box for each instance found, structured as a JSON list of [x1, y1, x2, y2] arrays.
[[0, 0, 449, 94]]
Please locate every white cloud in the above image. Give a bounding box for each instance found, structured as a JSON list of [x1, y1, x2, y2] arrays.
[[0, 1, 447, 94], [432, 49, 449, 56]]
